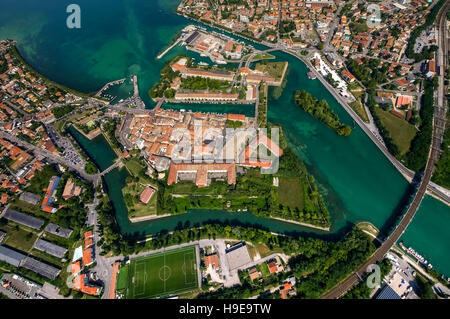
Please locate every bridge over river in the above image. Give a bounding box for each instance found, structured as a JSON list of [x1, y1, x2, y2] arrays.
[[321, 2, 449, 299]]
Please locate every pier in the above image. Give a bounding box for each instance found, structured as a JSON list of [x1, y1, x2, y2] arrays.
[[157, 38, 181, 60], [131, 75, 139, 97], [112, 75, 145, 109], [95, 78, 126, 97]]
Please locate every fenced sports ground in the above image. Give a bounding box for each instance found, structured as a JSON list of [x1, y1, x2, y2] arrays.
[[117, 245, 199, 299]]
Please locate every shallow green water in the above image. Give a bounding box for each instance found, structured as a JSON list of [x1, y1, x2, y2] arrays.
[[163, 103, 255, 117], [68, 126, 117, 171], [0, 0, 448, 276], [400, 196, 450, 276]]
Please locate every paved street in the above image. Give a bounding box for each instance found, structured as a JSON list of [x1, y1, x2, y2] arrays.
[[0, 129, 97, 182]]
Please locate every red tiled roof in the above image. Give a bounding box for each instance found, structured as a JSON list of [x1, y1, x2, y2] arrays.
[[167, 162, 236, 188], [396, 96, 411, 107], [72, 261, 81, 276], [268, 261, 278, 273], [204, 254, 219, 269], [83, 248, 93, 266], [85, 231, 93, 248], [0, 193, 8, 204], [227, 114, 246, 121], [139, 187, 154, 204]]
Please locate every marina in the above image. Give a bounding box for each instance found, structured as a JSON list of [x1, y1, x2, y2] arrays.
[[1, 0, 448, 278], [399, 242, 433, 269], [95, 78, 126, 97]]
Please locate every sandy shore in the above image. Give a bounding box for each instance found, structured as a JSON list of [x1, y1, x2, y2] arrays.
[[129, 213, 172, 223], [270, 216, 330, 231]]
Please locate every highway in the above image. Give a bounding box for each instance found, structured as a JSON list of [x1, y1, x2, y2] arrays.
[[321, 2, 449, 299]]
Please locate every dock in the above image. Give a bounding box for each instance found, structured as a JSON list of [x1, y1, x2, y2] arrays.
[[307, 71, 317, 80], [131, 75, 139, 97], [157, 38, 181, 60], [96, 78, 126, 97]]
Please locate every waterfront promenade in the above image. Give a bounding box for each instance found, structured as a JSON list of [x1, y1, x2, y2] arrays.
[[321, 2, 449, 298], [174, 12, 450, 206]]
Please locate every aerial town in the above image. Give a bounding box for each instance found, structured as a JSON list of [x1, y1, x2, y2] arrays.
[[0, 0, 449, 307]]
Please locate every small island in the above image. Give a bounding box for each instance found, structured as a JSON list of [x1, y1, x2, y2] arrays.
[[294, 90, 352, 136]]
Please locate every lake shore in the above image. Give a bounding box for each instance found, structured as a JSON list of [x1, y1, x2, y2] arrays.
[[129, 213, 172, 223]]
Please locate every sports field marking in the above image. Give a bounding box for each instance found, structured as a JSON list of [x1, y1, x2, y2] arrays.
[[183, 252, 196, 285], [126, 246, 198, 299], [159, 265, 171, 280], [163, 252, 166, 292], [133, 260, 147, 298]]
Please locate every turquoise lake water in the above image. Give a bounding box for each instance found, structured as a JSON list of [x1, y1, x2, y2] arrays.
[[0, 0, 448, 276]]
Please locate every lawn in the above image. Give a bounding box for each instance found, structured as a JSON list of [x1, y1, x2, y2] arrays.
[[25, 165, 58, 195], [260, 262, 270, 277], [348, 83, 365, 99], [248, 243, 284, 262], [375, 108, 418, 156], [252, 53, 275, 61], [123, 246, 198, 299], [122, 158, 159, 218], [29, 248, 64, 267], [124, 158, 145, 177], [245, 53, 275, 62], [10, 198, 49, 220], [122, 182, 157, 219], [2, 224, 38, 252], [170, 181, 228, 195], [349, 100, 369, 123], [116, 264, 129, 295], [278, 177, 304, 211], [255, 62, 288, 81]]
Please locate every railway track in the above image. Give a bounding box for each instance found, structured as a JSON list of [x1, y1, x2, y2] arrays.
[[321, 1, 449, 299]]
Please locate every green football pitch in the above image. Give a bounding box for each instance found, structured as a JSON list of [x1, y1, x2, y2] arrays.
[[122, 246, 199, 299]]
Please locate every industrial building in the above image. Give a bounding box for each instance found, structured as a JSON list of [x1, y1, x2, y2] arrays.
[[0, 245, 26, 267], [3, 209, 44, 230], [44, 223, 73, 239], [225, 242, 251, 270], [33, 239, 67, 259]]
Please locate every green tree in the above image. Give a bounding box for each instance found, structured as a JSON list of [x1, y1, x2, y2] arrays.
[[85, 162, 98, 175]]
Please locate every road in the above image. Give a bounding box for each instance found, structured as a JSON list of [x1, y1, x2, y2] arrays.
[[99, 160, 122, 177], [106, 104, 149, 115], [288, 48, 450, 204], [0, 129, 97, 182], [44, 123, 86, 169], [87, 194, 116, 300], [321, 2, 449, 299]]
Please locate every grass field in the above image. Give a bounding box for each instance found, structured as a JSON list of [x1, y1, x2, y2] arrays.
[[120, 246, 198, 299], [349, 100, 369, 123], [375, 108, 417, 156], [122, 182, 157, 218], [116, 264, 129, 292], [245, 52, 275, 62], [248, 243, 283, 260], [255, 62, 287, 81], [1, 224, 38, 252], [122, 158, 158, 218], [278, 177, 304, 210]]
